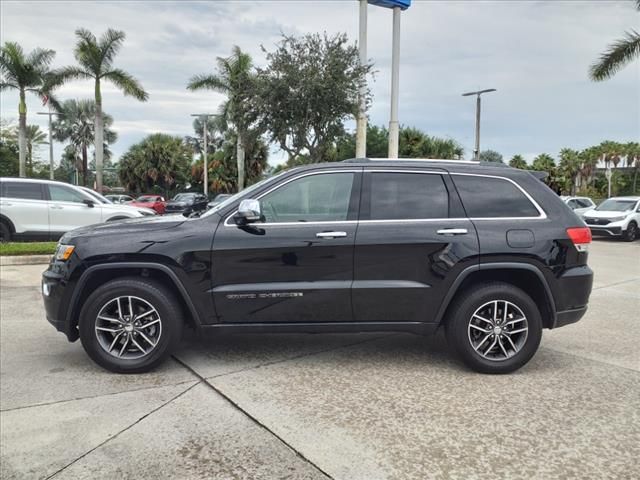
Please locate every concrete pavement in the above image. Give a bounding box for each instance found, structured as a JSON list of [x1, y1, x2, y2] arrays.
[[1, 239, 638, 479]]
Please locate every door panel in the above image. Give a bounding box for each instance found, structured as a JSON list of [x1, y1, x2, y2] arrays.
[[353, 170, 479, 323], [211, 170, 361, 323], [47, 184, 104, 232]]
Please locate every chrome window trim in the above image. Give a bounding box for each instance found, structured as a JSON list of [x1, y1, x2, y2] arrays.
[[450, 172, 547, 220], [224, 169, 547, 227], [224, 169, 361, 227]]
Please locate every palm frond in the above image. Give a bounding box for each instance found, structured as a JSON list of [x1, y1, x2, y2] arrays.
[[186, 73, 228, 92], [25, 48, 56, 70], [590, 30, 640, 81], [102, 68, 148, 101], [99, 29, 126, 66]]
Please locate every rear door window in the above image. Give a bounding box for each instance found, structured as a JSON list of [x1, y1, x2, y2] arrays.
[[367, 172, 449, 220], [453, 175, 540, 218], [1, 181, 44, 200]]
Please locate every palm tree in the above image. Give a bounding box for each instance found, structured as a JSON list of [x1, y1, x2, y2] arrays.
[[509, 155, 528, 169], [558, 148, 582, 195], [54, 28, 147, 191], [0, 42, 57, 177], [52, 99, 117, 186], [589, 1, 640, 81], [25, 125, 48, 174], [187, 46, 257, 190]]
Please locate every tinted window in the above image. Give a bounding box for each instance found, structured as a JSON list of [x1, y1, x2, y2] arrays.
[[453, 175, 540, 218], [1, 181, 44, 200], [261, 172, 354, 223], [575, 198, 592, 208], [369, 173, 449, 220], [48, 184, 88, 203]]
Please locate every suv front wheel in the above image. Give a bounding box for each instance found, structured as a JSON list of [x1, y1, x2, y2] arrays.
[[445, 282, 542, 374], [78, 277, 183, 373]]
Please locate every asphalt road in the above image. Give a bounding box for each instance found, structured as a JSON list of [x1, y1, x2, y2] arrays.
[[1, 239, 639, 479]]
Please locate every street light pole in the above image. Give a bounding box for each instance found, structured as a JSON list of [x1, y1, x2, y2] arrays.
[[37, 109, 62, 180], [388, 6, 402, 158], [191, 113, 214, 197], [462, 88, 496, 160], [355, 0, 368, 158]]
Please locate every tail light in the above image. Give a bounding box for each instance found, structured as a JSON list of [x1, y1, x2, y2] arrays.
[[566, 227, 591, 252]]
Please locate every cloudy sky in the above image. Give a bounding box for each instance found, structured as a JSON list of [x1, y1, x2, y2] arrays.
[[1, 0, 638, 167]]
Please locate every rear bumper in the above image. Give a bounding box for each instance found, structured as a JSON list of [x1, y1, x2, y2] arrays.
[[551, 265, 593, 329], [555, 306, 588, 328]]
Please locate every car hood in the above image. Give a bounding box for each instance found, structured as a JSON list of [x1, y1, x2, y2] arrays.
[[584, 210, 631, 218], [61, 215, 186, 242]]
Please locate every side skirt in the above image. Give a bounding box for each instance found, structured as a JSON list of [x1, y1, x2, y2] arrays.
[[198, 321, 439, 336]]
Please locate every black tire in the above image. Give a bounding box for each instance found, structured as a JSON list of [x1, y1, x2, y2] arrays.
[[445, 282, 543, 374], [0, 221, 11, 243], [78, 277, 183, 373], [622, 222, 637, 242]]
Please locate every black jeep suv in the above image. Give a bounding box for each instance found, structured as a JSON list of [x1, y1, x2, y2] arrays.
[[42, 159, 593, 374]]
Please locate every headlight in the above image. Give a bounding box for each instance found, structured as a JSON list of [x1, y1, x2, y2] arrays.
[[54, 244, 75, 261]]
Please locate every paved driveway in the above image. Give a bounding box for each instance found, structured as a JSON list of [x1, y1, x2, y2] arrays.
[[1, 239, 639, 479]]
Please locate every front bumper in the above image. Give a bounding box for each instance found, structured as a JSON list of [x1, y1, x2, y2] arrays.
[[42, 268, 78, 341], [588, 226, 622, 237]]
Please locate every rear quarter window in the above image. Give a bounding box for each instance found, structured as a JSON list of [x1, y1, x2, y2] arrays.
[[453, 175, 540, 218], [1, 181, 44, 200]]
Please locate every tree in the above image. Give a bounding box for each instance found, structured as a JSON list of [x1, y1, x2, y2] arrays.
[[0, 119, 19, 176], [52, 99, 117, 186], [118, 134, 191, 196], [532, 153, 558, 191], [257, 32, 372, 164], [184, 116, 221, 157], [187, 46, 257, 190], [334, 125, 463, 162], [589, 1, 640, 81], [479, 149, 504, 163], [55, 28, 148, 192], [24, 125, 48, 175], [558, 148, 582, 195], [508, 154, 527, 169], [626, 142, 640, 193], [0, 42, 57, 177]]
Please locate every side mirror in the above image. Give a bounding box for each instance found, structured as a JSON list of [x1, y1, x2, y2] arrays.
[[234, 199, 262, 224], [83, 199, 95, 208]]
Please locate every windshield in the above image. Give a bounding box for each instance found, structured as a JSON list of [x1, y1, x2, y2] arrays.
[[200, 172, 288, 219], [173, 193, 195, 201], [213, 194, 231, 202], [81, 188, 113, 204], [136, 196, 157, 203], [595, 199, 637, 212]]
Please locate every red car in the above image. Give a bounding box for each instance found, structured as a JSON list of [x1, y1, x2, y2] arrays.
[[128, 195, 167, 214]]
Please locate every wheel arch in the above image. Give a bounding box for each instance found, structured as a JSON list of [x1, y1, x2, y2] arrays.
[[0, 214, 16, 232], [65, 262, 202, 341], [436, 263, 557, 329]]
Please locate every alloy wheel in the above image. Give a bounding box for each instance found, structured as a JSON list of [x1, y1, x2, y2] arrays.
[[94, 296, 162, 360], [467, 300, 529, 361]]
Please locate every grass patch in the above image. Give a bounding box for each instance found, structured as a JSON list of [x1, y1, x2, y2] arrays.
[[0, 242, 57, 256]]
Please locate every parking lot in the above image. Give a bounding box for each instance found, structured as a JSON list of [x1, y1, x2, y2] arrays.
[[1, 239, 638, 480]]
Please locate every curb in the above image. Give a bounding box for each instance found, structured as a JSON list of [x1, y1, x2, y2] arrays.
[[0, 255, 52, 266]]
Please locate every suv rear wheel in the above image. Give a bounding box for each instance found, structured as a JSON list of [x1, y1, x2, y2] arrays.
[[445, 282, 542, 374], [0, 221, 11, 243], [78, 277, 183, 373]]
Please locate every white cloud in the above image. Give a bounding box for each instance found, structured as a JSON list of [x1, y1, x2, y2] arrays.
[[1, 0, 638, 168]]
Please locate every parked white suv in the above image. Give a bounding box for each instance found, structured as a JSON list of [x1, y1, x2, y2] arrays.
[[560, 196, 596, 216], [582, 196, 640, 242], [0, 178, 155, 242]]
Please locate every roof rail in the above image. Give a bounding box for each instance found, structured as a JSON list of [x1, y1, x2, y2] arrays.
[[342, 157, 480, 164]]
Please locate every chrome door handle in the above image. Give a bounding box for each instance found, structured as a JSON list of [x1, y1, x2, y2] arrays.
[[437, 228, 468, 235], [50, 205, 64, 210], [316, 231, 347, 239]]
